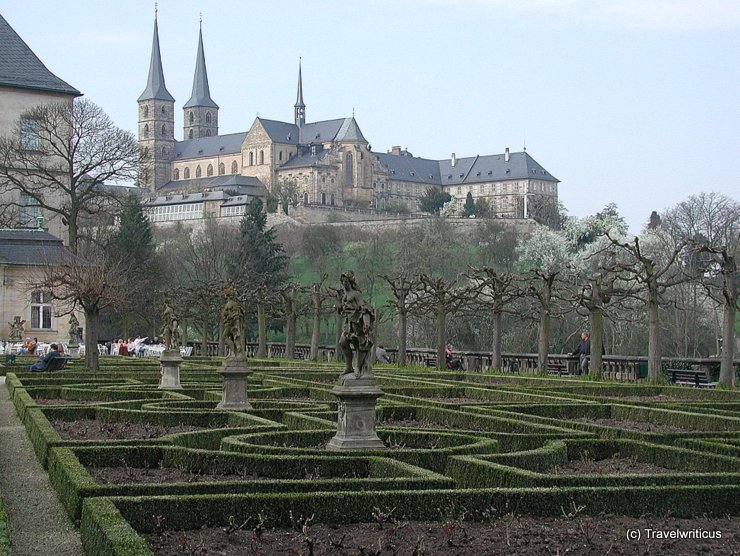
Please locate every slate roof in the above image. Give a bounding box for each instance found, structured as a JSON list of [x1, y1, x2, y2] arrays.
[[0, 229, 79, 266], [183, 26, 218, 109], [258, 117, 352, 145], [335, 117, 366, 142], [278, 148, 332, 169], [377, 151, 558, 186], [0, 14, 80, 96], [138, 18, 174, 102], [173, 132, 246, 159], [155, 174, 267, 196]]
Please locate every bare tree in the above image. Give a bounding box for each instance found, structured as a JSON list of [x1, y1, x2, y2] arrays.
[[308, 274, 330, 360], [381, 273, 420, 366], [280, 282, 306, 359], [0, 98, 140, 254]]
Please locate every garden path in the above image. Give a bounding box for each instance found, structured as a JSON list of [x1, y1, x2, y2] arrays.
[[0, 376, 84, 556]]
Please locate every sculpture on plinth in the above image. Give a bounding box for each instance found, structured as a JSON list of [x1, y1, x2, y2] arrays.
[[158, 299, 183, 389], [8, 316, 25, 342], [217, 284, 252, 409], [338, 271, 376, 378], [327, 272, 384, 450], [68, 314, 80, 345]]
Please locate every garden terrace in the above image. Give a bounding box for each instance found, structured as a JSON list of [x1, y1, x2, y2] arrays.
[[1, 358, 739, 556]]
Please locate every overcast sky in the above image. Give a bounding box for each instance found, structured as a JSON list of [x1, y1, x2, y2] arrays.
[[4, 1, 739, 232]]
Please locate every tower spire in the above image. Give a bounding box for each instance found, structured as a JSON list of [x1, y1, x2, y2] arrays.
[[138, 11, 174, 102], [183, 20, 218, 110], [182, 19, 218, 140], [294, 58, 306, 127]]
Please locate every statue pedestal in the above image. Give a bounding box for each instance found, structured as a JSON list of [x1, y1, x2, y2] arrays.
[[327, 374, 385, 450], [68, 342, 80, 360], [216, 355, 252, 410], [158, 349, 183, 390]]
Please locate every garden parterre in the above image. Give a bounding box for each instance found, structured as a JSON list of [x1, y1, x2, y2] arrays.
[[3, 357, 739, 556]]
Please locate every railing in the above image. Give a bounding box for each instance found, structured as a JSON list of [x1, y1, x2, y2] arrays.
[[186, 340, 736, 381]]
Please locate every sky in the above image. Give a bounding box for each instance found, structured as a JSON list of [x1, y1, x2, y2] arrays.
[[4, 0, 739, 232]]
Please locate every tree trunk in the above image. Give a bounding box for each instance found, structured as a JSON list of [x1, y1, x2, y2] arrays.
[[589, 306, 603, 377], [201, 318, 210, 357], [491, 299, 503, 370], [180, 318, 189, 347], [122, 312, 129, 341], [84, 307, 100, 371], [398, 310, 408, 366], [537, 280, 552, 374], [256, 302, 267, 358], [720, 262, 737, 385], [334, 313, 342, 361], [646, 286, 661, 381], [436, 308, 446, 370], [310, 307, 321, 360], [285, 306, 296, 360]]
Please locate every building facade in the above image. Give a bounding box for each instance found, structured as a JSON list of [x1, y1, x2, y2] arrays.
[[139, 16, 559, 221]]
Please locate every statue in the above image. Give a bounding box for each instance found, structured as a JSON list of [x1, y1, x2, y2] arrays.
[[7, 316, 25, 342], [221, 285, 245, 359], [161, 300, 181, 351], [338, 271, 375, 377], [68, 314, 80, 345]]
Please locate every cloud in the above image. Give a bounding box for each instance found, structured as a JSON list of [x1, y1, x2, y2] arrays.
[[423, 0, 740, 30]]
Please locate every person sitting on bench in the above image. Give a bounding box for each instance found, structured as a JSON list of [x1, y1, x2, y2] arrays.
[[445, 343, 464, 370], [30, 343, 62, 372]]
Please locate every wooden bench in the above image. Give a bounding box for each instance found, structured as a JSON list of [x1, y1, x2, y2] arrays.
[[667, 368, 717, 388], [28, 356, 71, 372]]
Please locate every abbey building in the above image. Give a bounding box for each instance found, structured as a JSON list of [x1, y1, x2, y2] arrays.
[[139, 17, 559, 222]]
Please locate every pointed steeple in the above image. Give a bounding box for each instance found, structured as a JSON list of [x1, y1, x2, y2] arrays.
[[138, 14, 174, 102], [183, 21, 218, 109], [294, 58, 306, 127]]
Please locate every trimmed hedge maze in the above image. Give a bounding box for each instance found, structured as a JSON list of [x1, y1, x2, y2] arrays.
[[4, 357, 740, 555]]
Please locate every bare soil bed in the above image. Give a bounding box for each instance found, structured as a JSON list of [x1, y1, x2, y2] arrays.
[[86, 466, 266, 484], [144, 515, 739, 556], [51, 419, 207, 440], [552, 454, 675, 475], [575, 417, 694, 433]]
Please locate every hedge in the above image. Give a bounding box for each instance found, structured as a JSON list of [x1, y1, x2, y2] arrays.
[[0, 497, 10, 556], [80, 498, 153, 556]]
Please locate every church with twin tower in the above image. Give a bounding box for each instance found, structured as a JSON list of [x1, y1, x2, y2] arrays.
[[138, 15, 559, 218]]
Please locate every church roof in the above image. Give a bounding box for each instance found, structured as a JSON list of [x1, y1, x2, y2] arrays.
[[156, 174, 266, 195], [0, 14, 80, 96], [278, 148, 332, 169], [0, 229, 79, 266], [376, 150, 558, 186], [183, 26, 218, 109], [138, 17, 174, 102], [335, 117, 366, 142], [173, 132, 247, 159]]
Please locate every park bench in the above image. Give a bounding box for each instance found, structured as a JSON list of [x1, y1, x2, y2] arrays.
[[28, 356, 71, 372], [667, 368, 717, 388]]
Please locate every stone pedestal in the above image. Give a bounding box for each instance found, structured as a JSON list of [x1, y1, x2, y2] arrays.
[[216, 354, 253, 410], [158, 349, 183, 390], [327, 374, 385, 450], [68, 342, 80, 360]]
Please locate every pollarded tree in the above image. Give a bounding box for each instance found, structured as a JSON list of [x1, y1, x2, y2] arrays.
[[517, 226, 573, 373], [0, 98, 140, 254], [607, 229, 687, 381], [381, 272, 420, 366]]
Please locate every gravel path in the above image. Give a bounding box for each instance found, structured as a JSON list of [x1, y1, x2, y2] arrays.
[[0, 376, 84, 556]]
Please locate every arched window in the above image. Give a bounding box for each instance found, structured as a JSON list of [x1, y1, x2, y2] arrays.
[[161, 147, 166, 157], [143, 106, 149, 117], [161, 124, 166, 137], [188, 111, 194, 124], [259, 150, 264, 164], [344, 153, 354, 187], [184, 167, 190, 179], [321, 192, 326, 205], [303, 192, 308, 204], [195, 165, 202, 178], [143, 124, 149, 137], [249, 152, 254, 166], [188, 129, 194, 139], [206, 164, 213, 176], [205, 112, 211, 124], [173, 168, 180, 180], [279, 151, 283, 162], [161, 106, 166, 115], [231, 161, 238, 174], [330, 194, 335, 206], [218, 162, 225, 175], [205, 130, 211, 137]]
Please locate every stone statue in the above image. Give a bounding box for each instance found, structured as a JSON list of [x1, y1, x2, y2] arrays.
[[68, 314, 80, 345], [338, 271, 375, 377], [161, 300, 181, 351], [7, 316, 25, 342], [221, 285, 245, 359]]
